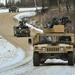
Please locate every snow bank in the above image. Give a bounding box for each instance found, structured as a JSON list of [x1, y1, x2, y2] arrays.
[[26, 23, 43, 33], [0, 36, 25, 69], [19, 7, 42, 11], [14, 12, 36, 21], [0, 7, 42, 13], [0, 9, 8, 13], [45, 59, 68, 64], [14, 12, 43, 33]]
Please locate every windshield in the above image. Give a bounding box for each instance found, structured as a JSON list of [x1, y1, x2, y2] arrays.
[[40, 36, 53, 42], [11, 6, 17, 9], [56, 36, 71, 42]]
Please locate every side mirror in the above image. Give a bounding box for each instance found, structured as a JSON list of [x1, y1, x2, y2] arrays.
[[28, 38, 32, 44]]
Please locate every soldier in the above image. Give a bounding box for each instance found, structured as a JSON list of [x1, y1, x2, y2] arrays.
[[19, 19, 27, 26], [60, 17, 71, 25], [51, 17, 60, 28], [46, 21, 52, 28]]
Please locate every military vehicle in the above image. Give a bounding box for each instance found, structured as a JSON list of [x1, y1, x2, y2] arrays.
[[9, 6, 19, 12], [28, 17, 75, 66], [13, 25, 30, 37]]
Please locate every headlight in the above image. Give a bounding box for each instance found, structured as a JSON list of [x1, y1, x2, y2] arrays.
[[19, 28, 21, 29], [26, 31, 28, 33], [42, 47, 46, 51], [60, 47, 64, 51]]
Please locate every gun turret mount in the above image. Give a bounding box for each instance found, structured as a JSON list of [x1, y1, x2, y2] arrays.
[[43, 25, 65, 33]]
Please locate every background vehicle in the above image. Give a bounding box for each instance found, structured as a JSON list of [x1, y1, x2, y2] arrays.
[[9, 6, 19, 12], [13, 25, 30, 37], [28, 24, 75, 66]]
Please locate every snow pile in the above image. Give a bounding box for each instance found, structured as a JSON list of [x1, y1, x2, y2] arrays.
[[19, 7, 42, 11], [45, 59, 68, 64], [0, 7, 42, 13], [0, 36, 25, 69], [0, 9, 8, 13], [14, 12, 36, 21], [26, 23, 43, 33], [14, 12, 43, 33]]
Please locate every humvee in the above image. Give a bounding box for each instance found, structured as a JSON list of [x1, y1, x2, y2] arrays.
[[9, 6, 19, 12], [13, 25, 30, 37], [28, 25, 75, 66]]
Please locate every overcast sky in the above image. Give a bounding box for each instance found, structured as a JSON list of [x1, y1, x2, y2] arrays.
[[0, 0, 5, 4]]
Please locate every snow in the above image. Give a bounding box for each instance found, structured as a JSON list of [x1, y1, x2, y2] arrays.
[[0, 36, 25, 69], [19, 7, 42, 11], [14, 12, 43, 33], [14, 12, 36, 21], [45, 59, 68, 64], [0, 9, 8, 13], [26, 23, 43, 33], [0, 7, 42, 13]]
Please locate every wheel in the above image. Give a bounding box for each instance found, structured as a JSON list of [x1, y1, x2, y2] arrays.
[[16, 33, 19, 37], [33, 52, 40, 66], [14, 31, 16, 36], [28, 39, 32, 44], [17, 10, 19, 12], [9, 10, 11, 13], [14, 32, 16, 36], [68, 52, 74, 66]]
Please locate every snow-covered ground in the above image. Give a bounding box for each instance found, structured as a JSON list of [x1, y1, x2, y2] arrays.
[[0, 7, 42, 13], [14, 12, 36, 21], [19, 7, 42, 11], [0, 36, 25, 70]]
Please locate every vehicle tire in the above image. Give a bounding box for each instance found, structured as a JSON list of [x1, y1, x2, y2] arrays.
[[14, 32, 16, 36], [68, 52, 74, 66], [28, 39, 32, 44], [28, 34, 30, 37], [9, 10, 11, 13], [17, 10, 19, 12], [16, 34, 19, 37], [33, 52, 40, 66], [14, 31, 16, 36]]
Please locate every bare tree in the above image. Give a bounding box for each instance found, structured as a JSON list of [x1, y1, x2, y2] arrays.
[[65, 0, 71, 11], [5, 0, 7, 7], [34, 0, 37, 10]]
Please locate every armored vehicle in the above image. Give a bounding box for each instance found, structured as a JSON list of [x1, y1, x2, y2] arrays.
[[28, 24, 75, 66], [13, 25, 30, 37], [9, 6, 19, 12]]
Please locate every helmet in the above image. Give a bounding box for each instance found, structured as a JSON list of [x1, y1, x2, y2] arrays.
[[53, 16, 58, 20]]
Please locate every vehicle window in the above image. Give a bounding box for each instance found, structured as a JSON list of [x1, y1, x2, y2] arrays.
[[11, 6, 17, 9], [56, 36, 71, 42], [16, 27, 19, 29], [40, 36, 53, 42]]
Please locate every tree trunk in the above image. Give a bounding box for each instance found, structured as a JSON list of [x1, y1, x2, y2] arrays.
[[6, 0, 7, 7]]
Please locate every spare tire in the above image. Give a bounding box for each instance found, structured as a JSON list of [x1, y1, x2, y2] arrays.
[[28, 39, 32, 44]]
